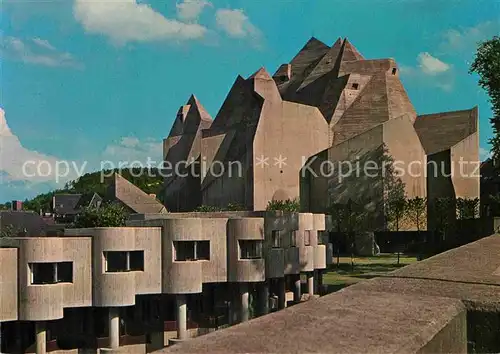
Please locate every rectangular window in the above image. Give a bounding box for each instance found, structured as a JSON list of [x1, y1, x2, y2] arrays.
[[104, 251, 128, 272], [392, 68, 397, 75], [351, 83, 359, 90], [104, 251, 145, 272], [57, 262, 73, 282], [174, 241, 210, 261], [304, 230, 311, 246], [174, 241, 196, 261], [239, 240, 263, 260], [271, 230, 281, 248], [196, 241, 210, 260], [30, 262, 74, 285]]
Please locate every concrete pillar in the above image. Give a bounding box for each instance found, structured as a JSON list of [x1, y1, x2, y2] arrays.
[[277, 278, 286, 310], [317, 270, 324, 295], [176, 295, 187, 340], [109, 307, 120, 349], [293, 275, 302, 302], [35, 321, 46, 354], [259, 281, 269, 316], [307, 272, 314, 297], [240, 283, 249, 322]]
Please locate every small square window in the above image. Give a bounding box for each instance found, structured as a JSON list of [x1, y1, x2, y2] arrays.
[[271, 230, 281, 248], [104, 251, 128, 272], [174, 241, 196, 261], [196, 241, 210, 260], [57, 262, 73, 283], [392, 68, 397, 75], [304, 230, 311, 246], [129, 251, 145, 271], [351, 83, 359, 90]]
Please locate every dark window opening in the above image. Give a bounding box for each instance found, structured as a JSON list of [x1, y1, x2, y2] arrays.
[[392, 68, 397, 75], [104, 251, 128, 272], [174, 241, 210, 261], [196, 241, 210, 260], [304, 230, 311, 246], [239, 240, 263, 260], [104, 251, 144, 272], [271, 230, 281, 248], [57, 262, 73, 283], [30, 262, 73, 285], [351, 83, 359, 90], [129, 251, 145, 271]]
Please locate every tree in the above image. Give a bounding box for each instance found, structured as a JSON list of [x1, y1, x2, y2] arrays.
[[72, 203, 127, 228], [470, 36, 500, 160], [407, 197, 427, 232], [0, 224, 20, 238]]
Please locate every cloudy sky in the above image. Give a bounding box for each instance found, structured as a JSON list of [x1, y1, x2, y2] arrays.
[[1, 0, 499, 201]]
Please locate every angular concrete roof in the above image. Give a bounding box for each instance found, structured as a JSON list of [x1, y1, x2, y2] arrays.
[[273, 37, 416, 145], [156, 288, 463, 354], [414, 107, 478, 155], [107, 173, 166, 214]]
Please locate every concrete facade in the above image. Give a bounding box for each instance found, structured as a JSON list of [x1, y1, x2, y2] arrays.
[[153, 234, 500, 354], [161, 37, 479, 231], [0, 212, 332, 353]]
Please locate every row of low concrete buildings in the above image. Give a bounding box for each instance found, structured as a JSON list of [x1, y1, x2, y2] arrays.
[[0, 211, 333, 353]]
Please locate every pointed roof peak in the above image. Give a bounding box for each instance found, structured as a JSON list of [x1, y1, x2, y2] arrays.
[[186, 94, 212, 122], [304, 36, 330, 49], [249, 67, 272, 80], [340, 38, 364, 60]]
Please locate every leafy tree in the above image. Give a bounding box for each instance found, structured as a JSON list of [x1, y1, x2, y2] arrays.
[[71, 203, 127, 228], [0, 224, 20, 238], [456, 197, 480, 220], [470, 36, 500, 160], [266, 198, 300, 212], [407, 197, 427, 232]]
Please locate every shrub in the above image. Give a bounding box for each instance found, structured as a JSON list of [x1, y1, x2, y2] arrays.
[[266, 198, 300, 212]]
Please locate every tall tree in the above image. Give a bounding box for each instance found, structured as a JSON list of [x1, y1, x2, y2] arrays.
[[470, 36, 500, 160]]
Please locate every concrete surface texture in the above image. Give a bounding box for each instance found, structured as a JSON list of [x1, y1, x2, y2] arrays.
[[162, 37, 479, 225], [152, 234, 500, 354]]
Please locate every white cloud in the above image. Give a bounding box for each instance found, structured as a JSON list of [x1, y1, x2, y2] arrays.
[[441, 21, 500, 54], [0, 36, 82, 69], [176, 0, 212, 21], [73, 0, 207, 44], [417, 52, 450, 76], [215, 8, 261, 39], [102, 136, 162, 165], [400, 52, 454, 91], [0, 108, 79, 186]]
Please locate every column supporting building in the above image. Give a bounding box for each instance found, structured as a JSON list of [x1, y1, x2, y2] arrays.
[[240, 283, 249, 323], [277, 278, 286, 310], [307, 272, 314, 297], [259, 281, 269, 316], [35, 321, 46, 354], [176, 295, 187, 340], [109, 307, 120, 349], [293, 274, 302, 302]]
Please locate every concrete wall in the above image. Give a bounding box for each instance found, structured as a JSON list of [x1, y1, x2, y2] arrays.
[[0, 237, 92, 321], [0, 248, 17, 321], [64, 227, 161, 306]]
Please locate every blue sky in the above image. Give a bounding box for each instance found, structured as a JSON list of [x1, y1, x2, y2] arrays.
[[0, 0, 499, 201]]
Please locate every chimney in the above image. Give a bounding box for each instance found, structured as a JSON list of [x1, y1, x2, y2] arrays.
[[11, 200, 23, 211]]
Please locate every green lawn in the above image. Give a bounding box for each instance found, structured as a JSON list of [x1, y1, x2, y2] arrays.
[[322, 254, 418, 293]]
